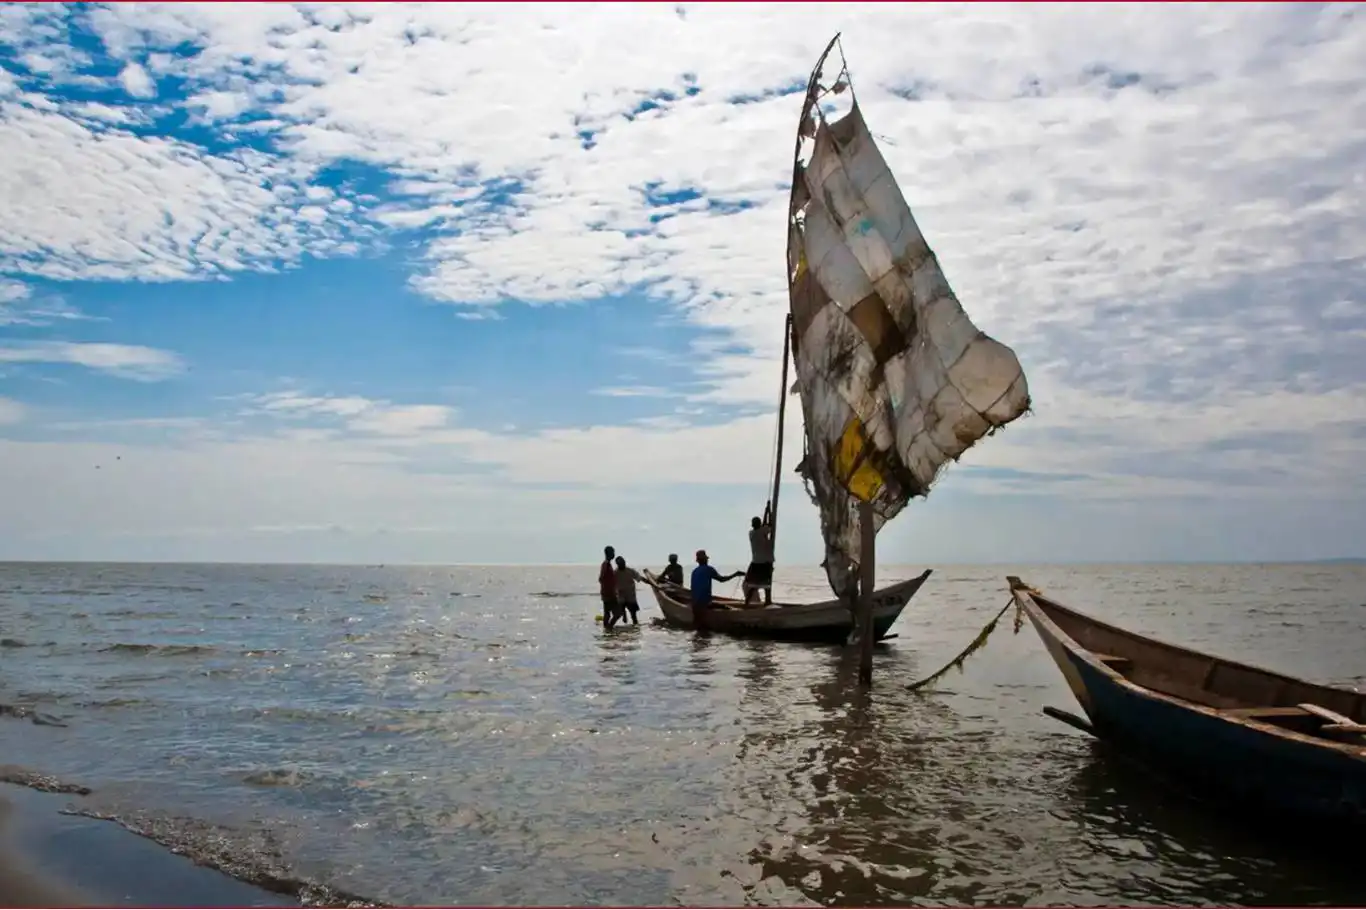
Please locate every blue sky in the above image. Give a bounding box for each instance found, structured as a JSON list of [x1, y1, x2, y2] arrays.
[[2, 2, 1364, 566]]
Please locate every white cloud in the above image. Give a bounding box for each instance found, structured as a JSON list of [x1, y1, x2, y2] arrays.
[[349, 404, 452, 437], [43, 3, 1356, 418], [4, 411, 1362, 565], [0, 396, 24, 425], [0, 276, 30, 304], [0, 280, 101, 326], [117, 60, 154, 98], [0, 4, 1364, 561], [591, 386, 680, 399], [0, 341, 184, 380], [209, 382, 1363, 511], [246, 391, 455, 437], [1, 48, 370, 285]]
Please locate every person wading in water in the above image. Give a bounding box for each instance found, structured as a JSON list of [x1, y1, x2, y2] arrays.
[[614, 555, 643, 626], [599, 546, 623, 630]]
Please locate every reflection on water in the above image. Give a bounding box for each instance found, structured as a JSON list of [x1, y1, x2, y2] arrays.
[[0, 561, 1364, 905]]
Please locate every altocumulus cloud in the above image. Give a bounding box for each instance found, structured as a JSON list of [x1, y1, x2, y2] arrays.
[[0, 2, 1364, 564]]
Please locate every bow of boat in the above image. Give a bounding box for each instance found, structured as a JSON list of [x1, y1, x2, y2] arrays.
[[1007, 574, 1366, 828]]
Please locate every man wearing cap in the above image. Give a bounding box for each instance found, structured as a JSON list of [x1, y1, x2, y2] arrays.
[[690, 549, 744, 631]]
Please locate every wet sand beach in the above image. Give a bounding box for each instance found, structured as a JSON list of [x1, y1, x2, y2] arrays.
[[1, 789, 91, 908], [0, 783, 298, 908], [1, 796, 88, 908]]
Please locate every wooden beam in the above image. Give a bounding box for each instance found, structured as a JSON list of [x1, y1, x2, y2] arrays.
[[1223, 706, 1311, 719], [857, 498, 876, 688]]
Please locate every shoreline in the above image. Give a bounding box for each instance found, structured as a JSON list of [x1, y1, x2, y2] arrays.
[[0, 770, 380, 908]]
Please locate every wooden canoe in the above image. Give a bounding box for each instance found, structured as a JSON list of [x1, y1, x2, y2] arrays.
[[1008, 575, 1366, 828], [643, 569, 932, 644]]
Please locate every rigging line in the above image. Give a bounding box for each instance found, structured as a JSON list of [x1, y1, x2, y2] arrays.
[[904, 596, 1024, 693]]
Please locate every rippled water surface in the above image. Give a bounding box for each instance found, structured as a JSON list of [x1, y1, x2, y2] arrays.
[[2, 562, 1365, 906]]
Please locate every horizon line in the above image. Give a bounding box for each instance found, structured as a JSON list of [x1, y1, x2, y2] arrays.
[[0, 558, 1362, 568]]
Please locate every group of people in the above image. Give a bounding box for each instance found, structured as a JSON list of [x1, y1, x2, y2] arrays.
[[597, 547, 646, 630], [596, 503, 777, 631]]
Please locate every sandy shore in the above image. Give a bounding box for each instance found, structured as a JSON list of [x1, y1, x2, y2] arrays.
[[0, 782, 298, 908], [0, 792, 92, 907]]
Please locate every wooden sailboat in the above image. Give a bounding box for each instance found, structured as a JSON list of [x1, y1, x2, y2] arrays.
[[647, 569, 931, 644], [1010, 576, 1366, 828], [644, 298, 933, 644], [647, 36, 1030, 658]]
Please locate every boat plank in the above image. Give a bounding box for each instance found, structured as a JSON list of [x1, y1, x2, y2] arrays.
[[1324, 723, 1366, 735], [1299, 703, 1357, 726], [1224, 706, 1311, 719]]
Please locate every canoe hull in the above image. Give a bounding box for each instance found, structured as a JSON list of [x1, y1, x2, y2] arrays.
[[1010, 577, 1366, 830], [648, 569, 931, 645]]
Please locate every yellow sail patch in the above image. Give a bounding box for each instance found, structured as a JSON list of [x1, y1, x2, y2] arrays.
[[833, 416, 884, 502]]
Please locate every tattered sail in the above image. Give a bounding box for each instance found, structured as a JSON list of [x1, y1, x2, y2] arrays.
[[787, 36, 1031, 602]]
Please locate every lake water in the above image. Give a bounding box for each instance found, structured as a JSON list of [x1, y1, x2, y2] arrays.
[[1, 561, 1364, 906]]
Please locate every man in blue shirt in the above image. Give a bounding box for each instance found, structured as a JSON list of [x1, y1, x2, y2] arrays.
[[690, 549, 744, 631]]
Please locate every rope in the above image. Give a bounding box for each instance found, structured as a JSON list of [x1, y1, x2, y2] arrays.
[[904, 595, 1025, 693]]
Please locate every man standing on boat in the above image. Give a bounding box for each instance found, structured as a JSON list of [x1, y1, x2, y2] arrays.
[[690, 549, 744, 631], [614, 555, 643, 625], [658, 553, 684, 589], [743, 502, 775, 607], [599, 546, 623, 630]]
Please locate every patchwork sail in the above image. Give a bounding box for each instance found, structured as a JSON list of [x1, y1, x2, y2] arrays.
[[787, 36, 1031, 602]]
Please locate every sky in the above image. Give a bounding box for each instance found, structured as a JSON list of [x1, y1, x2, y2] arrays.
[[1, 2, 1364, 567]]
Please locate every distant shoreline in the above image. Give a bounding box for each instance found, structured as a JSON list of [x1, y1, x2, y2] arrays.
[[1, 558, 1363, 568]]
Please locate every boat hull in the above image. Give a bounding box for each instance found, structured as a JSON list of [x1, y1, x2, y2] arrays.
[[647, 569, 931, 645], [1009, 576, 1366, 830]]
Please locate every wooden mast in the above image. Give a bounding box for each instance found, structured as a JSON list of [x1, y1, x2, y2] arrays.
[[857, 499, 876, 687], [768, 312, 794, 547]]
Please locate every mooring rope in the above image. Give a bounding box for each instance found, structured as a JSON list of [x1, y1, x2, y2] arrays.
[[904, 595, 1027, 693]]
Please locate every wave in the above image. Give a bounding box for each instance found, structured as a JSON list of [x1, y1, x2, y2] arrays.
[[79, 696, 148, 709], [0, 704, 69, 727], [98, 643, 217, 657], [529, 591, 587, 599], [1, 638, 27, 648], [241, 767, 313, 788], [118, 584, 207, 594], [93, 672, 174, 688]]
